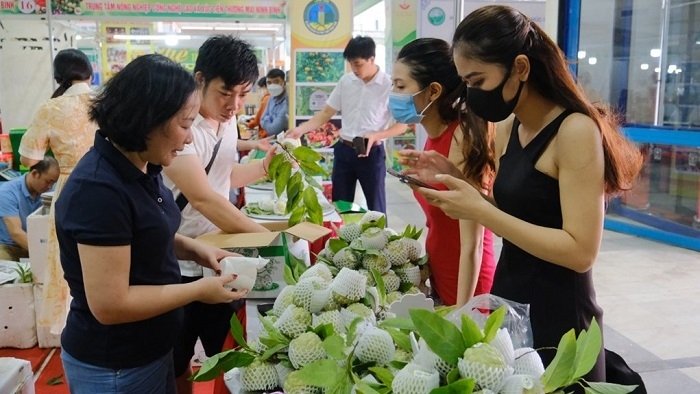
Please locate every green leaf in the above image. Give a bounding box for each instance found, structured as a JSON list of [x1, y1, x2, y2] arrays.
[[541, 329, 578, 392], [260, 343, 287, 361], [46, 375, 63, 386], [295, 359, 344, 389], [258, 313, 289, 344], [190, 350, 255, 381], [483, 305, 507, 343], [460, 315, 484, 348], [267, 153, 285, 180], [304, 174, 324, 189], [286, 172, 303, 213], [369, 366, 395, 387], [446, 367, 461, 384], [353, 378, 383, 394], [303, 187, 324, 225], [572, 318, 603, 381], [329, 238, 349, 253], [289, 204, 306, 227], [293, 145, 323, 162], [229, 312, 249, 350], [384, 327, 412, 352], [583, 381, 639, 394], [379, 317, 416, 331], [413, 254, 429, 266], [314, 323, 335, 339], [274, 161, 292, 197], [346, 317, 363, 346], [370, 268, 387, 303], [429, 378, 475, 394], [323, 334, 348, 360], [283, 261, 297, 285], [300, 160, 328, 176], [388, 360, 408, 370], [409, 309, 466, 364]]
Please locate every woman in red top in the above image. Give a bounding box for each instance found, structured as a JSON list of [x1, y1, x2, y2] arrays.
[[388, 38, 496, 306]]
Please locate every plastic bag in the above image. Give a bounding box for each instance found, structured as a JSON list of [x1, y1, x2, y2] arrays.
[[446, 293, 533, 348]]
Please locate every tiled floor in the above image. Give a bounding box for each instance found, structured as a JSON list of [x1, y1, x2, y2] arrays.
[[374, 176, 700, 393]]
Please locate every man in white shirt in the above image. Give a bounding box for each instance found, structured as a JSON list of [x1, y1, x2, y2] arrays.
[[288, 36, 406, 213], [162, 35, 273, 394]]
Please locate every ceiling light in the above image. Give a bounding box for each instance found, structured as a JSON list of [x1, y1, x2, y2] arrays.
[[650, 48, 661, 58], [654, 67, 660, 73], [213, 26, 246, 31], [181, 26, 213, 31], [640, 63, 649, 70], [75, 34, 82, 40], [668, 64, 677, 73], [577, 50, 586, 59], [112, 34, 192, 41], [588, 57, 597, 65]]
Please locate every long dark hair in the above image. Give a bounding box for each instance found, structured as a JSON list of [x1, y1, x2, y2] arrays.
[[52, 49, 92, 98], [397, 38, 493, 186], [453, 5, 641, 194]]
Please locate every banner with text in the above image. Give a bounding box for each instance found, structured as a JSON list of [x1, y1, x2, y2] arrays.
[[49, 0, 285, 19], [289, 0, 351, 145]]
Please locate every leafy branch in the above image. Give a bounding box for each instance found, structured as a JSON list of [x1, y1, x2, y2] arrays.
[[267, 143, 329, 226]]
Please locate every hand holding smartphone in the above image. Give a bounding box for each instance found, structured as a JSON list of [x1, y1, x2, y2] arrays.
[[386, 168, 438, 190], [352, 136, 368, 155]]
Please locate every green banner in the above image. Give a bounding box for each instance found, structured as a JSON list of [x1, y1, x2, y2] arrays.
[[50, 0, 286, 19]]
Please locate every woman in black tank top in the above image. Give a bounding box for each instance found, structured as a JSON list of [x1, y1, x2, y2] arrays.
[[402, 5, 644, 390]]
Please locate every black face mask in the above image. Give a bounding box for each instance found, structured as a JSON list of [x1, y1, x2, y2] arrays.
[[464, 67, 525, 122]]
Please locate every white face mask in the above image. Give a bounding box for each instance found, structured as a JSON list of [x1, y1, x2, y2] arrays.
[[267, 83, 284, 97]]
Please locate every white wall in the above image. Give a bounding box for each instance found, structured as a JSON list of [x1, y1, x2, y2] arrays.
[[0, 19, 76, 130]]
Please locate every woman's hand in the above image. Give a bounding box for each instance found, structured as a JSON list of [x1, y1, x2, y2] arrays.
[[176, 235, 239, 272], [398, 149, 463, 183], [262, 146, 276, 175], [417, 174, 488, 221], [196, 275, 249, 304]]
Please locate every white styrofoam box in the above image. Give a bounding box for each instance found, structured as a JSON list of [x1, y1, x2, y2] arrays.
[[0, 284, 37, 348], [32, 284, 61, 348], [0, 357, 35, 394], [27, 207, 49, 284]]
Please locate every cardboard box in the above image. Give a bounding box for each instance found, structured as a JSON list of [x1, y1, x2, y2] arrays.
[[197, 222, 331, 299], [0, 357, 35, 394], [0, 283, 37, 348]]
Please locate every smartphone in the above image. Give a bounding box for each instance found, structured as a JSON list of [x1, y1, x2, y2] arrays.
[[386, 168, 438, 190], [352, 136, 368, 155]]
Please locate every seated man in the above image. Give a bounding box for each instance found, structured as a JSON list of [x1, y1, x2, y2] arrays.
[[260, 68, 289, 136], [0, 156, 59, 261]]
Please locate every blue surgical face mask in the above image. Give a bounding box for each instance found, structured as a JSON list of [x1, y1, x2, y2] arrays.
[[388, 89, 434, 124]]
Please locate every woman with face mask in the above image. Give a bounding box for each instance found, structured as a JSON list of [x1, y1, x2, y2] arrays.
[[402, 5, 643, 387], [389, 38, 495, 307]]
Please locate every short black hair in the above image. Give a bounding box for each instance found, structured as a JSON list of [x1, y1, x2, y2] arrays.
[[52, 49, 92, 98], [89, 54, 196, 152], [266, 68, 285, 80], [29, 156, 59, 174], [343, 36, 375, 60], [194, 35, 259, 89], [256, 76, 267, 88]]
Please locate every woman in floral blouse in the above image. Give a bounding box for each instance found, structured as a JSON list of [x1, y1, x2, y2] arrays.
[[19, 48, 97, 337]]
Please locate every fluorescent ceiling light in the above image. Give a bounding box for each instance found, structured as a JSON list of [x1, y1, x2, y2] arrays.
[[577, 50, 586, 59], [640, 63, 649, 70], [668, 64, 677, 73], [213, 26, 246, 31], [654, 67, 660, 73], [650, 48, 661, 58], [181, 26, 213, 31], [112, 34, 192, 41], [588, 57, 597, 65]]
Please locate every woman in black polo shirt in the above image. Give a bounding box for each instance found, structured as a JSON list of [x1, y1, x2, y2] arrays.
[[54, 54, 247, 393]]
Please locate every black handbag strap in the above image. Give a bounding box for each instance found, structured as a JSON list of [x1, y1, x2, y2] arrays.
[[176, 138, 223, 211]]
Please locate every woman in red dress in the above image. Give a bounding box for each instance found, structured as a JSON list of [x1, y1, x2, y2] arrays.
[[388, 38, 496, 306]]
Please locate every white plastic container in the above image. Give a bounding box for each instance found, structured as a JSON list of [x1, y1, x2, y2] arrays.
[[0, 283, 37, 348], [0, 357, 35, 394]]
